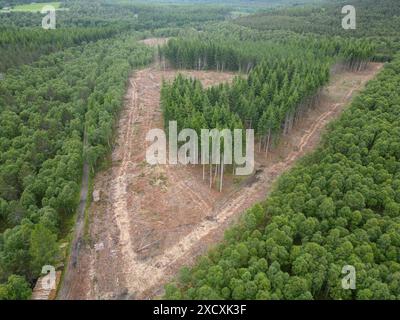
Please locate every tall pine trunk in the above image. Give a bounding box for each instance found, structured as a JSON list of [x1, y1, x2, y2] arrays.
[[220, 153, 224, 192], [265, 128, 271, 159]]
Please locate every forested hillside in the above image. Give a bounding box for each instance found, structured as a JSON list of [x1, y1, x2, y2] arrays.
[[0, 0, 232, 300], [1, 0, 399, 301], [0, 0, 54, 7], [0, 27, 125, 73], [0, 0, 228, 299], [236, 0, 400, 37], [160, 23, 373, 187], [161, 26, 373, 72], [165, 54, 400, 300], [235, 0, 400, 61], [0, 1, 230, 72]]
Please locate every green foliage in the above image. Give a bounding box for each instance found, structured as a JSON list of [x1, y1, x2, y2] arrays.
[[0, 27, 126, 73], [160, 23, 373, 153], [165, 56, 400, 300], [0, 31, 153, 296], [161, 22, 374, 71], [29, 224, 58, 276], [234, 0, 400, 60], [2, 0, 399, 302], [235, 0, 400, 38], [0, 0, 231, 72]]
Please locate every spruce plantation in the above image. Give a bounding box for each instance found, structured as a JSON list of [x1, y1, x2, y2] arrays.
[[0, 0, 399, 301]]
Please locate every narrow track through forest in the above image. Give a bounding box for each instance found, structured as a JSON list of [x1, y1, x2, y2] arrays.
[[58, 55, 383, 299]]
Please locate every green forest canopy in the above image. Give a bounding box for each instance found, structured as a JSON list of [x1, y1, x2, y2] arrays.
[[1, 0, 400, 300], [164, 53, 400, 300], [0, 0, 241, 300]]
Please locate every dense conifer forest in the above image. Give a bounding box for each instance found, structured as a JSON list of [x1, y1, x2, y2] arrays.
[[164, 54, 400, 299], [160, 26, 374, 160], [160, 0, 400, 300]]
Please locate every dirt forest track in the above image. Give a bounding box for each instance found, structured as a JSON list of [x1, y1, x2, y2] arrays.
[[58, 60, 383, 300]]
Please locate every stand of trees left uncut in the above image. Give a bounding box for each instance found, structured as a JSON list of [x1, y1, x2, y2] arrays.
[[0, 0, 399, 301]]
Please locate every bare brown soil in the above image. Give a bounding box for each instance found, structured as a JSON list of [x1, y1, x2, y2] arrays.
[[60, 62, 383, 300]]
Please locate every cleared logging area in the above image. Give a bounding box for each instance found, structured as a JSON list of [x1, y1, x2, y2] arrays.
[[59, 59, 382, 299]]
